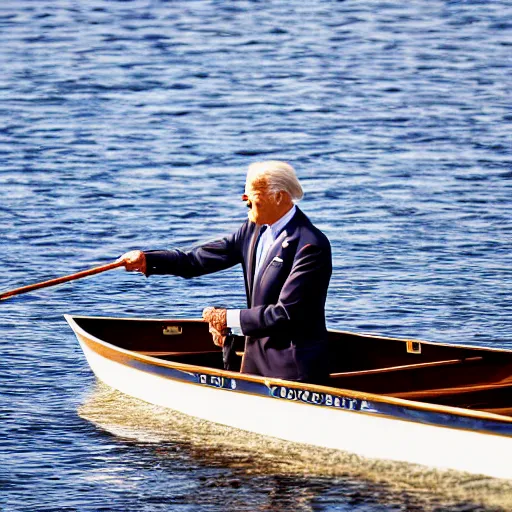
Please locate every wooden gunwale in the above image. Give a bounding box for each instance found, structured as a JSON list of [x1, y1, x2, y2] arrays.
[[68, 314, 512, 354], [65, 314, 512, 426]]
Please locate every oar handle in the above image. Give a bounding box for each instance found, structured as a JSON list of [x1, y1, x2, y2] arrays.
[[0, 260, 125, 301]]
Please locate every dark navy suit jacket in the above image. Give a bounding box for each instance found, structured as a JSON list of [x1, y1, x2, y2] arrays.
[[144, 207, 332, 383]]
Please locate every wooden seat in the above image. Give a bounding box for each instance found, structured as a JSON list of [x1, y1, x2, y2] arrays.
[[136, 350, 220, 357], [329, 354, 512, 404], [329, 357, 474, 378]]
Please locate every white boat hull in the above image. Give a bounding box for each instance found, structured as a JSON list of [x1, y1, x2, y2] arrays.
[[80, 338, 512, 480]]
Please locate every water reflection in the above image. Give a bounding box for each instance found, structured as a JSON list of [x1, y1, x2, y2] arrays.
[[78, 382, 512, 511]]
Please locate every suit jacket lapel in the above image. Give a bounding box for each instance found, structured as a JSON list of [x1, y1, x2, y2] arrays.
[[252, 226, 299, 299], [257, 229, 288, 279], [247, 208, 305, 302]]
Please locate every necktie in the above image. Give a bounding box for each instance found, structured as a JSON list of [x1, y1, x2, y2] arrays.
[[254, 226, 272, 279]]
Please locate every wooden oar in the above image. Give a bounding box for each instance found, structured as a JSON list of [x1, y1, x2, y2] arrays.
[[0, 260, 125, 301]]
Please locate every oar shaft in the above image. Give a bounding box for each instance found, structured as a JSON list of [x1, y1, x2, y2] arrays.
[[0, 260, 125, 301]]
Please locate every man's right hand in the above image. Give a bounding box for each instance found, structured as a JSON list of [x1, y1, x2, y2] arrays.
[[118, 250, 147, 274]]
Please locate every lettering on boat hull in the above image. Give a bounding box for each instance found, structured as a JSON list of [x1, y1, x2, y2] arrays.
[[270, 385, 373, 412], [194, 375, 375, 414], [198, 373, 237, 390]]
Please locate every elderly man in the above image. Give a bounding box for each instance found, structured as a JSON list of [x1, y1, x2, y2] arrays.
[[121, 161, 332, 383]]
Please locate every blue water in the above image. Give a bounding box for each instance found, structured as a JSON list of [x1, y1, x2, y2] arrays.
[[1, 1, 512, 510]]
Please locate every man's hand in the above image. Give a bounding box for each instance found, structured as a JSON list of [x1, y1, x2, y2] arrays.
[[118, 250, 147, 274], [202, 307, 228, 347], [202, 306, 228, 333], [208, 325, 226, 347]]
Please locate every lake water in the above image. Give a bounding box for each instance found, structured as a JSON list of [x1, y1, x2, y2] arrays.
[[1, 1, 511, 510]]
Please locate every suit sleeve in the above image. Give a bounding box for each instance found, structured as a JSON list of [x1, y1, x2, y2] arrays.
[[144, 226, 244, 278], [239, 242, 332, 337]]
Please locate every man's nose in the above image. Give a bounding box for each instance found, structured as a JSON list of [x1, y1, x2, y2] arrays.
[[242, 194, 252, 208]]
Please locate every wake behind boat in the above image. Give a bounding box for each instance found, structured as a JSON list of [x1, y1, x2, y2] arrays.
[[65, 314, 512, 479]]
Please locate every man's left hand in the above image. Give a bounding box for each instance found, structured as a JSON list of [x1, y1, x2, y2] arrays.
[[208, 325, 225, 347], [202, 307, 228, 347], [202, 307, 228, 333]]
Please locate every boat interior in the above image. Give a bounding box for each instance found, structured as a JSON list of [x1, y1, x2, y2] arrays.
[[73, 316, 512, 418]]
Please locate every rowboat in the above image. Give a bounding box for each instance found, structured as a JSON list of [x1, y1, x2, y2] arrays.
[[65, 314, 512, 479]]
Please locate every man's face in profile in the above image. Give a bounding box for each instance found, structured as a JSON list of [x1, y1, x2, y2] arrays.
[[242, 177, 279, 225]]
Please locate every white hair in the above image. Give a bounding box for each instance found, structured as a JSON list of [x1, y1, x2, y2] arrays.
[[246, 161, 304, 201]]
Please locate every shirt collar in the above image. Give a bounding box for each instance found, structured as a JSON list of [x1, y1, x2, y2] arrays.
[[267, 205, 297, 239]]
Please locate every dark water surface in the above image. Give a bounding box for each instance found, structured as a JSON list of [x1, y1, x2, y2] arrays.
[[1, 1, 511, 510]]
